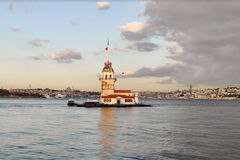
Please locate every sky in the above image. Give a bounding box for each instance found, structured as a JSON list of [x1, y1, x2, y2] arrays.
[[1, 0, 240, 92]]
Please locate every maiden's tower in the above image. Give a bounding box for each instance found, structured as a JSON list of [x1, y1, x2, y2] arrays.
[[99, 39, 135, 105]]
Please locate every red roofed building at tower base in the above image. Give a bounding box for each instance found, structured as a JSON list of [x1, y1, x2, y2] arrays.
[[99, 39, 136, 105]]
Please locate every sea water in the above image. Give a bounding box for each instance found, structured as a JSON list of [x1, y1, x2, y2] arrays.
[[0, 98, 240, 159]]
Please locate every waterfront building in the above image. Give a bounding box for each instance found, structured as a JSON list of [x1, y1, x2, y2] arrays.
[[99, 39, 135, 105]]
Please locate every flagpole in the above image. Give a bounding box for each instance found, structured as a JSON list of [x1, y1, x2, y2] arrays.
[[107, 38, 109, 62]]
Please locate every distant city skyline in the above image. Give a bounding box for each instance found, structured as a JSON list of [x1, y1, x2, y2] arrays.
[[1, 1, 240, 91], [2, 84, 239, 100]]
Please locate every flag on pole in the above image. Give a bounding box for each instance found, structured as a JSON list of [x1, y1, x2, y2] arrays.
[[105, 47, 108, 50]]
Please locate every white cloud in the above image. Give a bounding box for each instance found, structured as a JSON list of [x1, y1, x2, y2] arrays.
[[28, 54, 47, 60], [141, 0, 151, 5], [8, 3, 15, 10], [115, 71, 135, 77], [28, 39, 42, 47], [28, 49, 82, 63], [127, 41, 133, 45], [118, 20, 160, 41], [114, 48, 130, 52], [114, 41, 159, 53], [119, 21, 148, 34], [50, 49, 82, 63], [43, 39, 49, 42], [125, 4, 130, 11], [70, 19, 77, 25], [150, 78, 177, 84], [28, 39, 49, 47], [96, 2, 110, 10], [163, 53, 172, 58], [118, 0, 240, 87], [12, 27, 20, 31], [94, 50, 105, 56], [169, 42, 178, 47], [116, 61, 191, 82], [127, 42, 160, 52]]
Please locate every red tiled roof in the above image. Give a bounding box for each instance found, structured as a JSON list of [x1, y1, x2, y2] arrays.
[[102, 94, 134, 98], [114, 90, 131, 93]]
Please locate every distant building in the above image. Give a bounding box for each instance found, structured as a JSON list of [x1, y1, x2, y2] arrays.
[[190, 84, 193, 94], [65, 87, 72, 92]]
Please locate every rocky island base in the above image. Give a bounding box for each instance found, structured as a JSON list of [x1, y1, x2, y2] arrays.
[[68, 99, 151, 108]]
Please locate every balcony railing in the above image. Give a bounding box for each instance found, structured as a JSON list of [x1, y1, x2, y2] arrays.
[[99, 78, 117, 82]]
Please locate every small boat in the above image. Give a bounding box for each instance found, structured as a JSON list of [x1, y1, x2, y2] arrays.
[[67, 99, 75, 106]]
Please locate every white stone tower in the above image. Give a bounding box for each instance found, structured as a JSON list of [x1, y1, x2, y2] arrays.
[[135, 92, 139, 104], [99, 39, 117, 97]]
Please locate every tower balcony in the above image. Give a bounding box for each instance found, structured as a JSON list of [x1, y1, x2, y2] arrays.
[[99, 78, 117, 82]]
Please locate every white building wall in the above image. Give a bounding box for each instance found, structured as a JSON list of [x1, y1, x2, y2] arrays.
[[100, 98, 135, 105]]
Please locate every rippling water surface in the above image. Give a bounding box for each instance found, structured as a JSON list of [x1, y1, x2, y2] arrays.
[[0, 98, 240, 159]]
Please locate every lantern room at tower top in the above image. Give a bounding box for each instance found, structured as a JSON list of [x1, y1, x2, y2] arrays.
[[99, 39, 136, 105]]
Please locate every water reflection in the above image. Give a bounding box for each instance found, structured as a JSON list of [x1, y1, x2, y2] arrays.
[[98, 108, 116, 158]]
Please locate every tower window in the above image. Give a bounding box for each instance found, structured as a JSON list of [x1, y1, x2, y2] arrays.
[[105, 75, 107, 79], [110, 75, 112, 79]]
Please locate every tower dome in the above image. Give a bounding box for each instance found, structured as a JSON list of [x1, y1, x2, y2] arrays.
[[102, 61, 114, 73]]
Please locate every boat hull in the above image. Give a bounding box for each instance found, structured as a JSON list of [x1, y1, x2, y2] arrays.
[[74, 103, 151, 108], [67, 103, 75, 106]]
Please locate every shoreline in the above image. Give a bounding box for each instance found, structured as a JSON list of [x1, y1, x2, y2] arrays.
[[0, 96, 45, 98], [1, 97, 239, 100]]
